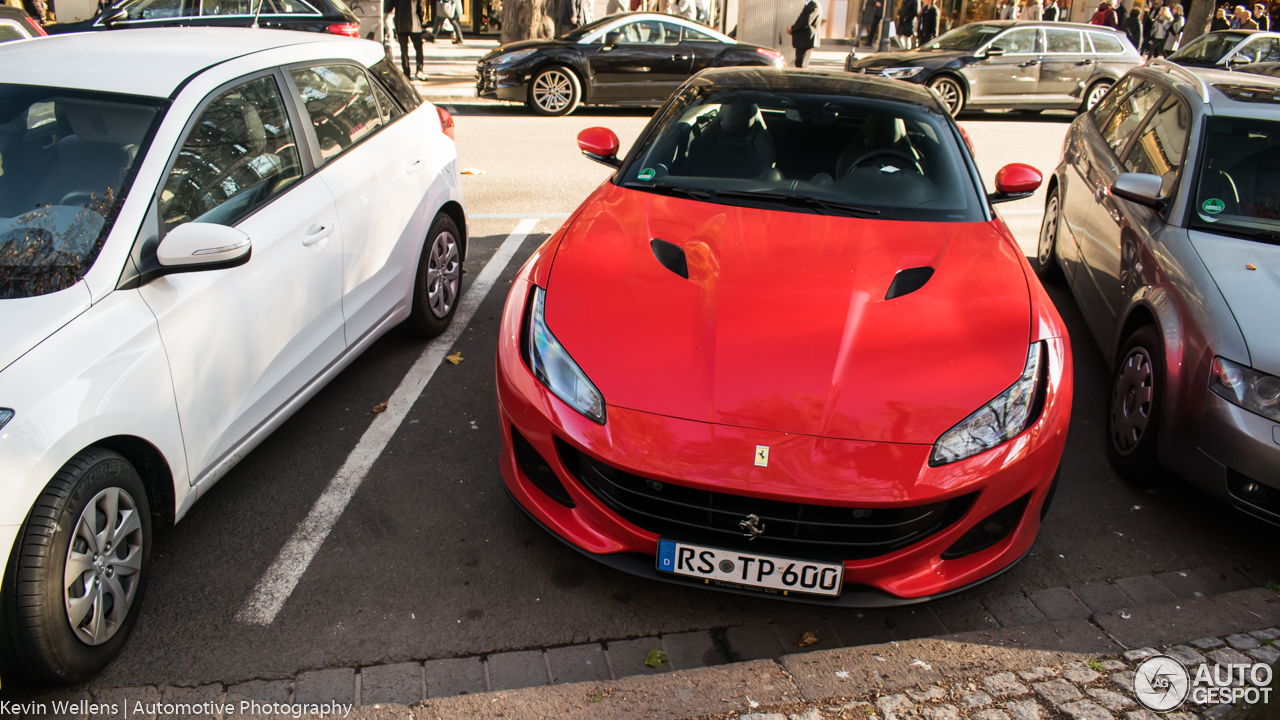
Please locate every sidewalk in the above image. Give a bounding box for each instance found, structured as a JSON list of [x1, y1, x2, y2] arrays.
[[394, 39, 853, 104]]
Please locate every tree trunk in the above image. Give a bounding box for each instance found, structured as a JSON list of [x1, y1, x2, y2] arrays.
[[500, 0, 556, 42], [1182, 0, 1213, 45]]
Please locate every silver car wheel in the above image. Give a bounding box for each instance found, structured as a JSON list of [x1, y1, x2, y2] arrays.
[[532, 69, 574, 114], [930, 77, 963, 116], [1086, 81, 1112, 111], [1038, 194, 1059, 266], [1110, 347, 1154, 456], [64, 487, 144, 646], [426, 230, 460, 318]]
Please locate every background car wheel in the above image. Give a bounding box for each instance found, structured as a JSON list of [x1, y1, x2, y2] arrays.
[[1033, 188, 1066, 283], [1106, 326, 1165, 481], [528, 66, 581, 117], [406, 213, 465, 338], [1082, 80, 1113, 113], [929, 76, 965, 117], [0, 448, 152, 684]]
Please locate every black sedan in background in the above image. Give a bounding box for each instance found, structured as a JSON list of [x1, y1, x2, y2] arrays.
[[46, 0, 360, 37], [476, 12, 785, 115], [846, 21, 1140, 116]]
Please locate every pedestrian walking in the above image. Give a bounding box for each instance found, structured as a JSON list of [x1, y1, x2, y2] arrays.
[[429, 0, 464, 43], [917, 0, 939, 46], [867, 0, 883, 45], [1148, 5, 1172, 54], [1043, 0, 1060, 20], [786, 0, 824, 67], [674, 0, 695, 19], [1211, 6, 1230, 28], [1124, 7, 1143, 50], [1000, 0, 1019, 19], [386, 0, 428, 78], [22, 0, 46, 24], [695, 0, 710, 23], [1167, 3, 1184, 52], [1232, 3, 1259, 27], [1254, 2, 1270, 28], [1023, 0, 1043, 19], [898, 0, 919, 47], [1091, 0, 1119, 27], [858, 0, 878, 45]]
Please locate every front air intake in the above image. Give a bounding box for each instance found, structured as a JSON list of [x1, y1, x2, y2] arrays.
[[511, 427, 575, 507], [650, 239, 689, 279]]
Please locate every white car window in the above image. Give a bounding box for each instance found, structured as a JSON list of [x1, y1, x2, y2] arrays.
[[160, 75, 303, 232], [290, 64, 384, 164]]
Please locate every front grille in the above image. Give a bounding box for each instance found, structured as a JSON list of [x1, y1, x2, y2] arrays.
[[559, 443, 976, 562]]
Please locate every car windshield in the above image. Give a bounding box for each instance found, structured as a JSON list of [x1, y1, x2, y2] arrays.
[[924, 23, 1005, 51], [621, 87, 983, 222], [559, 15, 617, 41], [0, 85, 162, 299], [1170, 33, 1246, 66], [1192, 115, 1280, 243]]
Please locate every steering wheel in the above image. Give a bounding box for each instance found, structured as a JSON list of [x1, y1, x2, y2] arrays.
[[841, 148, 921, 178]]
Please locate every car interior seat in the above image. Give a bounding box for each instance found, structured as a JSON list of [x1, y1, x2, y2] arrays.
[[34, 100, 155, 211], [835, 114, 912, 178], [685, 102, 777, 179]]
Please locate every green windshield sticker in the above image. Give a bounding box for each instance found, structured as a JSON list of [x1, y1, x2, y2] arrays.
[[1202, 198, 1226, 214], [638, 168, 655, 181]]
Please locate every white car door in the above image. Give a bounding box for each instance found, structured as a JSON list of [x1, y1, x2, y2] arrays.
[[139, 70, 346, 480], [287, 63, 437, 344]]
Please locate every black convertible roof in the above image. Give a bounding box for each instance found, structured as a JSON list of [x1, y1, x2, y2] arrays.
[[687, 67, 944, 112]]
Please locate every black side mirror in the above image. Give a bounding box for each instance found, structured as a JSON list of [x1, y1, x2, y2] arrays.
[[103, 7, 128, 23], [1111, 172, 1165, 211], [984, 45, 1006, 57]]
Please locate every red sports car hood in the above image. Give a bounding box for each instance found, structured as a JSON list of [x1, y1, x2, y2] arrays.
[[544, 184, 1032, 445]]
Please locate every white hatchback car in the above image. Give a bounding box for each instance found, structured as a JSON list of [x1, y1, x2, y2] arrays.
[[0, 28, 465, 682]]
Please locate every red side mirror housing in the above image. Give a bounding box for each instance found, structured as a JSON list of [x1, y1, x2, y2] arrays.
[[994, 163, 1043, 194], [578, 127, 621, 168]]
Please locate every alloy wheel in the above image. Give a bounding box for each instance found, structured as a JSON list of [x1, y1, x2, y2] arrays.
[[930, 78, 962, 116], [1038, 195, 1059, 266], [532, 69, 574, 114], [427, 230, 460, 318], [1086, 82, 1112, 111], [1110, 347, 1155, 456], [64, 487, 144, 646]]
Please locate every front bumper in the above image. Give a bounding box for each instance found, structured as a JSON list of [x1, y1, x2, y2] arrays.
[[495, 277, 1072, 606], [475, 63, 529, 102], [1197, 390, 1280, 524]]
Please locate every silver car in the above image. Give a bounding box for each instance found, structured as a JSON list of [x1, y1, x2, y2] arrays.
[[846, 21, 1142, 116], [1036, 59, 1280, 523], [1169, 29, 1280, 69]]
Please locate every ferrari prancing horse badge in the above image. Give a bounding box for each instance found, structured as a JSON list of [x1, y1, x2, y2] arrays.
[[754, 445, 769, 467]]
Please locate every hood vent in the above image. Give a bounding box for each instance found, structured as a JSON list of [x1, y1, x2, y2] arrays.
[[885, 266, 935, 300], [650, 239, 689, 279]]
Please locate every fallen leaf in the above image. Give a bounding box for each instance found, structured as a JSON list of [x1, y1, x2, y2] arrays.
[[644, 648, 668, 668], [372, 401, 388, 413], [446, 352, 464, 365], [794, 630, 819, 647], [461, 168, 485, 175]]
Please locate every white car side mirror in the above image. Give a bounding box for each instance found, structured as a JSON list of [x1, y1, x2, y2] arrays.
[[157, 223, 252, 269]]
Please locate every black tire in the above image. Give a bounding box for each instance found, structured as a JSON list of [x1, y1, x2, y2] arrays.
[[0, 448, 152, 684], [929, 76, 965, 117], [1016, 108, 1044, 115], [1033, 186, 1066, 284], [1081, 79, 1113, 113], [405, 213, 465, 338], [1106, 326, 1165, 481], [527, 66, 581, 117]]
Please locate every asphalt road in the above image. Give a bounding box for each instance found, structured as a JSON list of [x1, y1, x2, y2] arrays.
[[80, 106, 1280, 689]]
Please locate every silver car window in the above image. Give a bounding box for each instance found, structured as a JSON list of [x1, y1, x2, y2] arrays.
[[1045, 28, 1083, 53], [1101, 80, 1162, 156], [1123, 96, 1189, 197], [1088, 32, 1125, 54], [993, 27, 1040, 54]]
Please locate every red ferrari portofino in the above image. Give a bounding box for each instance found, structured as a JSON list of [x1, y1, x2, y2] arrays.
[[496, 68, 1073, 606]]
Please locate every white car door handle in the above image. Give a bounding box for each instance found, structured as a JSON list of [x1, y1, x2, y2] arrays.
[[302, 223, 334, 246], [406, 158, 425, 174]]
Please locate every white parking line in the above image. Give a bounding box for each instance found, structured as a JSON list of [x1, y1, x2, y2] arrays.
[[236, 218, 540, 626], [472, 212, 571, 219]]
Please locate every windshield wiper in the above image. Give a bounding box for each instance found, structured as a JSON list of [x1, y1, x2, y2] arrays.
[[715, 190, 881, 217], [621, 181, 712, 201]]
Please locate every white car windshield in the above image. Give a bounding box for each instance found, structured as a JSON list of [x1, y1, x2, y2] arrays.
[[0, 85, 161, 299]]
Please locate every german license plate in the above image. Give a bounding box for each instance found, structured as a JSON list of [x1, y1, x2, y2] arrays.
[[655, 539, 843, 597]]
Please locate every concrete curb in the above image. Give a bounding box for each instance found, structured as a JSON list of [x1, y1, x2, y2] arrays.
[[341, 588, 1280, 720]]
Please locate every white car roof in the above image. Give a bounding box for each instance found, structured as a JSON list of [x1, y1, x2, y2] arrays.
[[0, 28, 355, 98]]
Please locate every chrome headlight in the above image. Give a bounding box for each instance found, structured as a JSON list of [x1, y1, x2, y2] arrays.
[[491, 48, 538, 67], [931, 343, 1046, 466], [0, 408, 11, 432], [527, 287, 606, 424], [1210, 356, 1280, 422], [880, 66, 925, 79]]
